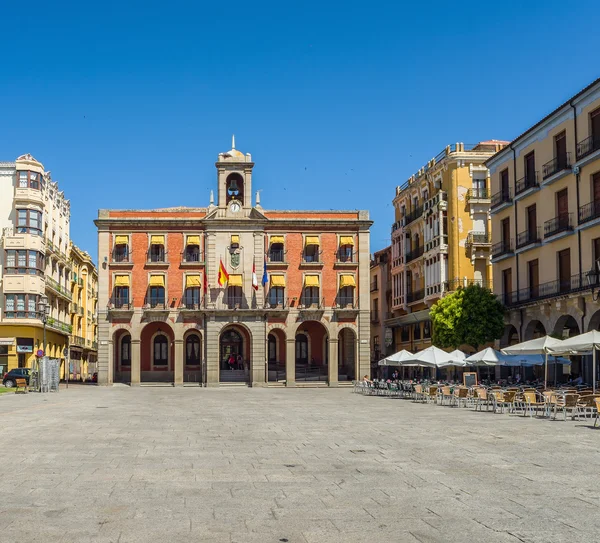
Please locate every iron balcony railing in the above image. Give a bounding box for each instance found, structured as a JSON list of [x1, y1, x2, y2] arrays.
[[515, 172, 539, 196], [146, 250, 167, 263], [108, 296, 133, 309], [335, 296, 356, 309], [491, 188, 512, 209], [504, 273, 590, 308], [405, 245, 424, 263], [46, 317, 73, 334], [491, 239, 513, 258], [301, 251, 321, 264], [300, 296, 324, 309], [578, 200, 600, 225], [182, 250, 203, 263], [265, 296, 288, 310], [576, 135, 600, 160], [268, 249, 285, 263], [180, 296, 203, 310], [466, 188, 490, 201], [544, 212, 573, 238], [71, 335, 85, 346], [466, 231, 491, 245], [516, 227, 541, 249], [370, 280, 378, 292], [406, 288, 425, 303], [336, 249, 356, 263], [144, 296, 167, 309], [46, 276, 72, 300], [225, 295, 248, 310], [111, 249, 131, 263], [405, 205, 424, 226], [542, 153, 571, 179]]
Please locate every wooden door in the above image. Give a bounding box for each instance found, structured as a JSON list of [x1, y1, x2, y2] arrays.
[[557, 188, 569, 228], [502, 268, 512, 305], [501, 218, 510, 250], [527, 205, 537, 241], [501, 169, 509, 196], [555, 131, 567, 168], [525, 152, 536, 183], [528, 259, 539, 299], [558, 249, 571, 293]]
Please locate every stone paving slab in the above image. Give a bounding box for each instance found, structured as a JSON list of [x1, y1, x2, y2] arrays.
[[0, 386, 599, 542]]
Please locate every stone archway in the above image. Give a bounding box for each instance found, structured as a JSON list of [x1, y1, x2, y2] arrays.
[[553, 314, 580, 339], [140, 322, 175, 383], [267, 328, 286, 382], [524, 320, 546, 340], [219, 324, 252, 383], [500, 324, 519, 348], [589, 309, 600, 332], [295, 321, 328, 382], [338, 328, 356, 381], [183, 330, 203, 385]]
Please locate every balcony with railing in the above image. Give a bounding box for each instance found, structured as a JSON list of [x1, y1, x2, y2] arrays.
[[370, 280, 378, 292], [405, 205, 424, 226], [444, 278, 488, 292], [143, 296, 168, 311], [335, 249, 356, 265], [405, 245, 424, 263], [423, 191, 448, 211], [515, 172, 539, 197], [301, 250, 322, 266], [406, 288, 425, 304], [267, 249, 286, 264], [299, 296, 324, 309], [466, 187, 490, 202], [542, 153, 571, 181], [111, 248, 132, 265], [181, 250, 204, 266], [491, 188, 512, 211], [71, 335, 86, 347], [576, 135, 600, 161], [46, 276, 72, 301], [504, 273, 590, 308], [264, 296, 289, 311], [491, 239, 513, 259], [516, 227, 542, 250], [46, 317, 72, 335], [179, 296, 204, 312], [579, 200, 600, 225], [107, 296, 134, 311], [466, 231, 491, 246], [146, 249, 168, 265], [544, 213, 573, 238], [335, 296, 356, 309]]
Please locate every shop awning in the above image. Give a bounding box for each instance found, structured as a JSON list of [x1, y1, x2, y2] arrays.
[[150, 235, 165, 245], [270, 235, 285, 245], [305, 236, 320, 246], [114, 275, 130, 287], [304, 275, 320, 287], [114, 235, 128, 245], [228, 274, 243, 287], [340, 236, 354, 246], [340, 274, 356, 288], [270, 275, 286, 287], [149, 275, 165, 287], [186, 235, 200, 246], [186, 275, 201, 288]]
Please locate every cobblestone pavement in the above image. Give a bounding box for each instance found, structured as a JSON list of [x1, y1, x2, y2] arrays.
[[0, 386, 599, 542]]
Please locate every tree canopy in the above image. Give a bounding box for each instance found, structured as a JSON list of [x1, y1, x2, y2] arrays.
[[429, 284, 505, 351]]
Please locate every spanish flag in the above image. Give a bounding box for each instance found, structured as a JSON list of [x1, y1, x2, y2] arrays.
[[217, 258, 229, 287]]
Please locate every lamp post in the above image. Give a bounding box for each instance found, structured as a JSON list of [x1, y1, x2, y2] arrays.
[[38, 295, 49, 356], [586, 267, 600, 302]]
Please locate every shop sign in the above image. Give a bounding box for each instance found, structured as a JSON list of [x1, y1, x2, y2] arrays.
[[16, 345, 33, 353], [0, 338, 15, 346]]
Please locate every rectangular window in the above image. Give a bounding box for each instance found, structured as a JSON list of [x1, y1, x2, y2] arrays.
[[149, 244, 165, 262], [414, 323, 421, 340], [16, 295, 25, 311], [149, 286, 165, 306], [19, 171, 28, 187], [113, 244, 129, 262], [268, 287, 285, 307], [338, 286, 354, 307], [500, 169, 509, 196], [16, 209, 42, 235], [6, 250, 15, 267], [302, 286, 320, 307], [184, 287, 201, 307], [114, 286, 130, 307], [227, 286, 243, 309]]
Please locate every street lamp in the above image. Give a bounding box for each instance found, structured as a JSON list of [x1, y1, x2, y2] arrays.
[[38, 295, 49, 355], [587, 267, 600, 302]]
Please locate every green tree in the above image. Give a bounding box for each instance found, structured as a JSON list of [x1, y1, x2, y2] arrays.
[[429, 284, 505, 351]]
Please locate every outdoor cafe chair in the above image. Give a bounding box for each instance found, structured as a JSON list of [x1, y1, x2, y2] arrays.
[[575, 394, 600, 420], [521, 390, 545, 418], [474, 388, 491, 412], [425, 385, 438, 404], [491, 390, 516, 414], [413, 384, 424, 402], [552, 393, 580, 421], [439, 386, 453, 406], [453, 387, 469, 408], [594, 398, 600, 427]]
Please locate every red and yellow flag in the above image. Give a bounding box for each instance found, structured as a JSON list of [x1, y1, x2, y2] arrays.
[[217, 258, 229, 287]]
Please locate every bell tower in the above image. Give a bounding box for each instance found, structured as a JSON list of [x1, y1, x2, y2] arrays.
[[216, 135, 254, 211]]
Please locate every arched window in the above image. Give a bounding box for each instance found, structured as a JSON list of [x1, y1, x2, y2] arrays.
[[186, 335, 201, 366], [153, 334, 168, 366], [268, 334, 277, 362], [226, 173, 244, 204], [121, 335, 131, 366]]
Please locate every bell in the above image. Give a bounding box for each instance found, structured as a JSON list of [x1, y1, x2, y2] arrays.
[[229, 179, 239, 193]]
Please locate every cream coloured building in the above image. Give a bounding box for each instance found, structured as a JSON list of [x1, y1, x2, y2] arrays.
[[487, 77, 600, 382], [387, 141, 507, 354], [0, 154, 72, 372]]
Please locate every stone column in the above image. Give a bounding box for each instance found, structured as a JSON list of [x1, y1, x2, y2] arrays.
[[130, 339, 141, 386], [205, 318, 220, 386], [106, 339, 114, 385], [174, 339, 184, 386], [286, 338, 295, 387], [250, 320, 267, 387], [328, 338, 338, 387]]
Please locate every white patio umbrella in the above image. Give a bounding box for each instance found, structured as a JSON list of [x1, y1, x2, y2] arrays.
[[465, 347, 503, 367], [502, 335, 566, 389], [547, 330, 600, 393], [437, 349, 469, 368], [406, 346, 458, 368], [377, 349, 414, 366]]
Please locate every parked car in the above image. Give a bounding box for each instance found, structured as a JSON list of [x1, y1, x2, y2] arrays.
[[3, 368, 31, 388]]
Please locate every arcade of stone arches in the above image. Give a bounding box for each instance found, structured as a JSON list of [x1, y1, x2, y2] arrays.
[[111, 320, 358, 385]]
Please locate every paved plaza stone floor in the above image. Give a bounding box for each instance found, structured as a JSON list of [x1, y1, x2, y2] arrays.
[[1, 386, 599, 543]]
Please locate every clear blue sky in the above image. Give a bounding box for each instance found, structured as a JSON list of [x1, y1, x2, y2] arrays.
[[2, 0, 598, 260]]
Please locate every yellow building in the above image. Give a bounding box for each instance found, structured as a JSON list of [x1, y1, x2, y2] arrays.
[[370, 246, 391, 375], [387, 141, 507, 354], [487, 77, 600, 382], [0, 154, 72, 374], [68, 242, 98, 380]]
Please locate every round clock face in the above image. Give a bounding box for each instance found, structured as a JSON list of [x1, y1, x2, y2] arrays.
[[230, 201, 241, 213]]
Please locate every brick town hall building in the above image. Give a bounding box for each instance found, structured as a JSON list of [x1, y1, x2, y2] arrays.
[[95, 140, 372, 386]]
